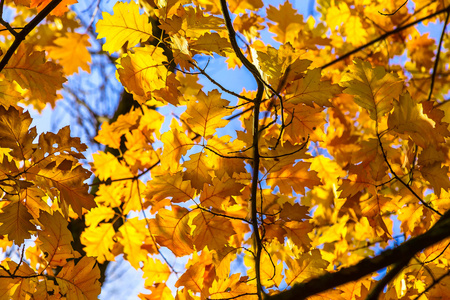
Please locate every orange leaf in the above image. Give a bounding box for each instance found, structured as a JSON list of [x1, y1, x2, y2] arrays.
[[0, 201, 34, 244]]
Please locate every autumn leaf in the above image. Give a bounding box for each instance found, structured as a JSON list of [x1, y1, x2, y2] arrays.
[[55, 256, 101, 299], [191, 210, 236, 251], [80, 223, 116, 264], [340, 59, 403, 120], [3, 43, 66, 106], [96, 1, 153, 54], [0, 201, 35, 244], [285, 68, 342, 107], [47, 32, 91, 75], [183, 89, 231, 138], [36, 211, 76, 267], [266, 162, 321, 196]]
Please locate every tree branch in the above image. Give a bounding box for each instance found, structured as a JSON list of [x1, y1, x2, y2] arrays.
[[266, 210, 450, 300], [0, 0, 63, 72]]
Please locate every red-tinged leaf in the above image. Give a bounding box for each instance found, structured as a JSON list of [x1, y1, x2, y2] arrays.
[[55, 257, 101, 300], [30, 0, 77, 16], [266, 162, 321, 196], [0, 201, 35, 244]]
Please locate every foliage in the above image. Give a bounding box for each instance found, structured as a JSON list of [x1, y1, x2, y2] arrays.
[[1, 0, 450, 299]]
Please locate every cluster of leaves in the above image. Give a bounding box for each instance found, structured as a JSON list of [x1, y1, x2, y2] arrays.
[[1, 0, 450, 299]]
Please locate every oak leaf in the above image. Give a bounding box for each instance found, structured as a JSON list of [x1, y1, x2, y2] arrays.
[[340, 59, 403, 120], [96, 1, 153, 54], [55, 256, 101, 300], [0, 201, 34, 245]]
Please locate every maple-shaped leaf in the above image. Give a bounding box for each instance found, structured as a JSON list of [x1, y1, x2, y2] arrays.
[[47, 33, 91, 75], [160, 120, 193, 172], [145, 170, 195, 204], [117, 46, 169, 100], [286, 68, 342, 107], [21, 187, 51, 219], [0, 261, 36, 299], [266, 162, 321, 196], [183, 89, 231, 138], [36, 211, 75, 267], [284, 221, 313, 250], [420, 163, 450, 197], [150, 206, 194, 256], [141, 257, 171, 286], [0, 106, 36, 160], [388, 93, 439, 148], [340, 59, 403, 120], [3, 43, 66, 106], [96, 1, 152, 54], [36, 165, 96, 216], [80, 223, 116, 263], [55, 256, 101, 300], [0, 201, 35, 244], [191, 210, 236, 251], [30, 0, 77, 16], [118, 217, 151, 269]]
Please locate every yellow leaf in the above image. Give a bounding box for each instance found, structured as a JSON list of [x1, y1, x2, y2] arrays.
[[84, 206, 115, 227], [117, 46, 169, 100], [191, 210, 236, 251], [0, 261, 36, 299], [340, 59, 403, 120], [183, 89, 231, 138], [96, 1, 153, 54], [160, 120, 193, 172], [80, 223, 116, 263], [174, 261, 205, 293], [285, 250, 328, 285], [266, 1, 304, 43], [118, 218, 150, 269], [0, 201, 34, 245], [190, 32, 232, 57], [47, 33, 91, 75], [182, 152, 213, 190], [56, 257, 101, 300], [388, 93, 439, 147], [145, 170, 195, 204], [286, 68, 342, 107], [142, 258, 172, 286], [266, 162, 321, 196], [150, 206, 193, 256], [3, 43, 66, 107]]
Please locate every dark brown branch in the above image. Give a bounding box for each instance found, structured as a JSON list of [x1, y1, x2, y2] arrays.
[[321, 5, 450, 70], [428, 10, 450, 102], [266, 210, 450, 300], [219, 0, 265, 298], [0, 0, 63, 72]]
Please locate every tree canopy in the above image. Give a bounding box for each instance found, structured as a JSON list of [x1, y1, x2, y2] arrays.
[[1, 0, 450, 299]]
